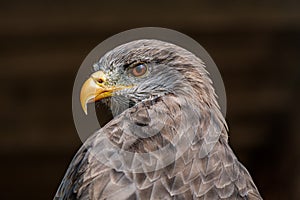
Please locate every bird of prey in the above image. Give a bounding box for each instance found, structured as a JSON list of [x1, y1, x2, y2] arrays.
[[55, 39, 262, 199]]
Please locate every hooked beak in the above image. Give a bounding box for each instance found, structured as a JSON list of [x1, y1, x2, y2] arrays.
[[80, 71, 130, 115]]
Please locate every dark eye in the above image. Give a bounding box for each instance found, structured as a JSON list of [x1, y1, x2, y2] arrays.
[[130, 63, 148, 77]]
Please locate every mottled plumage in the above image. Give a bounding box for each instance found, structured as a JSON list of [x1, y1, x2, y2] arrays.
[[55, 40, 262, 199]]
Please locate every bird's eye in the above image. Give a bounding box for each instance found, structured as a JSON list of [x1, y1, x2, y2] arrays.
[[130, 63, 148, 77]]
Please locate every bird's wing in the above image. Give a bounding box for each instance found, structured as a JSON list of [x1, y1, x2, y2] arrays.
[[54, 94, 188, 200], [54, 134, 139, 200], [55, 94, 262, 199], [186, 138, 263, 199]]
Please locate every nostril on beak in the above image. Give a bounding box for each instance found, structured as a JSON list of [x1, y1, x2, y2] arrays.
[[91, 71, 107, 85], [97, 78, 104, 84]]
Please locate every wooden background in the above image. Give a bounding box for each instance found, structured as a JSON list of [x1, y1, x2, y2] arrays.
[[0, 1, 299, 199]]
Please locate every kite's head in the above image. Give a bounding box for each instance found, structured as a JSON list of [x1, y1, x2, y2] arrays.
[[80, 39, 215, 116]]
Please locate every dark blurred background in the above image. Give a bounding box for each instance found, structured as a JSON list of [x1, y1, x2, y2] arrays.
[[1, 0, 299, 199]]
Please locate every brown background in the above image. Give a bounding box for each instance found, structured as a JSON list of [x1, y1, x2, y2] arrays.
[[1, 1, 300, 199]]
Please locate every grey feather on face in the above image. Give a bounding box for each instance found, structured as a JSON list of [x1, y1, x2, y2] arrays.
[[94, 39, 221, 120]]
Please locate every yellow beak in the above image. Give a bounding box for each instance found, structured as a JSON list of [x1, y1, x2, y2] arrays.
[[80, 71, 129, 115]]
